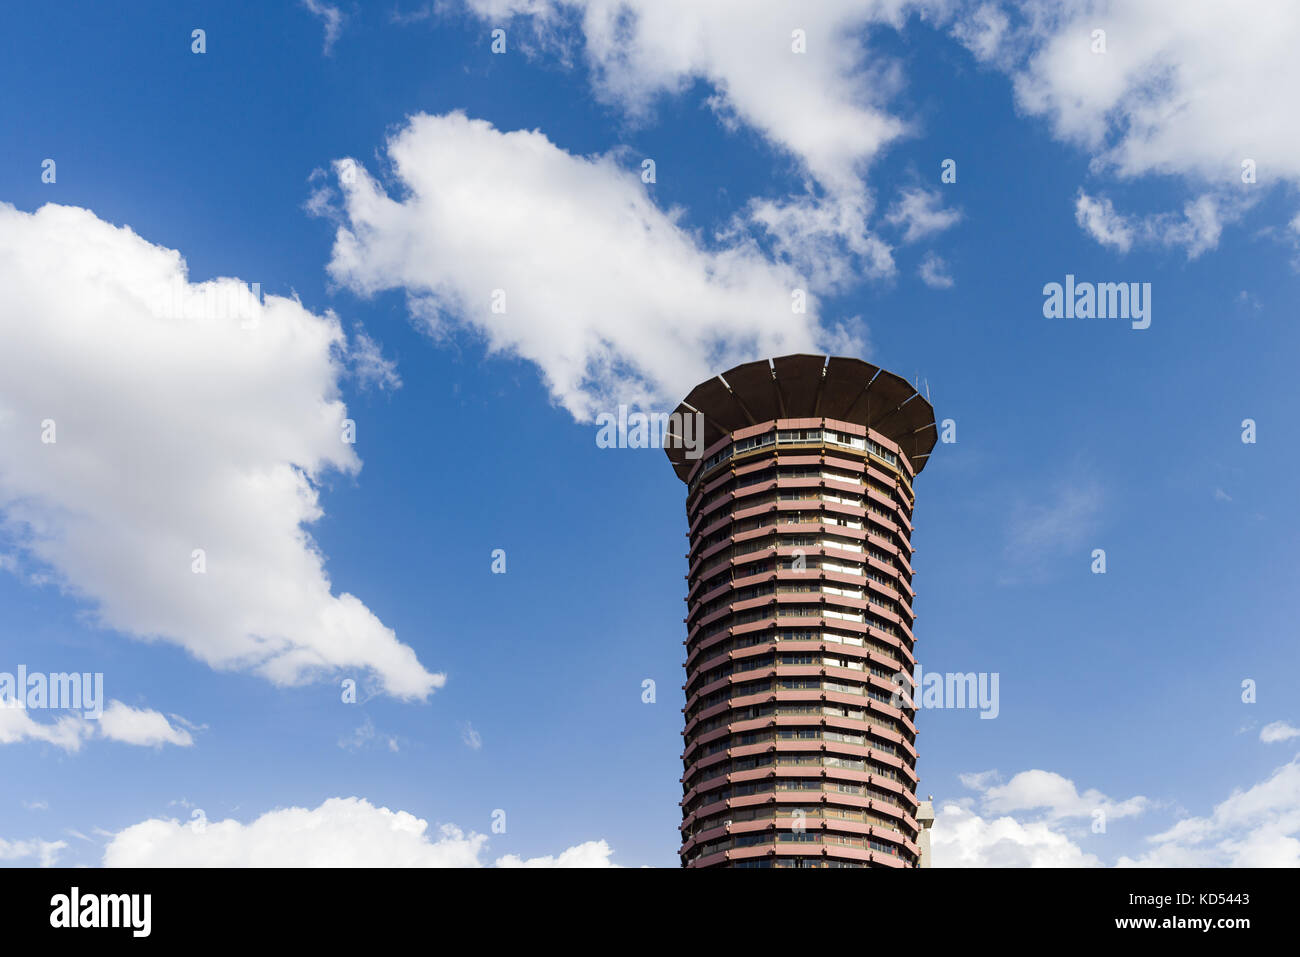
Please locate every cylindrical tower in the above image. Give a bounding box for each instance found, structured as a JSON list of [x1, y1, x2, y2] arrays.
[[663, 354, 937, 868]]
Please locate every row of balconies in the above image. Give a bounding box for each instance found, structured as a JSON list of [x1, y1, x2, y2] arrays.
[[685, 651, 900, 701], [685, 610, 916, 669], [685, 421, 915, 503], [682, 829, 916, 869], [683, 682, 918, 739], [684, 804, 915, 844], [685, 631, 910, 687], [688, 580, 911, 634], [691, 474, 913, 539], [680, 745, 918, 794], [680, 784, 921, 835], [689, 478, 913, 555], [681, 775, 918, 825], [689, 451, 915, 525], [682, 706, 918, 760], [689, 533, 913, 594], [691, 486, 915, 561], [692, 542, 915, 602]]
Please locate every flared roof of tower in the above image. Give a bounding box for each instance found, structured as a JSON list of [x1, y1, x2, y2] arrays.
[[664, 354, 937, 483]]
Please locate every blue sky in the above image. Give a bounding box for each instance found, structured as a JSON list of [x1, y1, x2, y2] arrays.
[[1, 1, 1298, 867]]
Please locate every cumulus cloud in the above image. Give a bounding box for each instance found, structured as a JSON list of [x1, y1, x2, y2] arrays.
[[955, 0, 1298, 254], [1118, 755, 1300, 867], [496, 839, 617, 867], [463, 0, 922, 192], [452, 2, 1297, 265], [932, 803, 1103, 867], [0, 836, 66, 867], [1260, 721, 1300, 744], [934, 767, 1143, 866], [0, 699, 193, 751], [0, 203, 442, 700], [965, 0, 1300, 182], [939, 760, 1300, 867], [454, 1, 967, 286], [968, 768, 1149, 822], [320, 112, 823, 420], [102, 796, 621, 867]]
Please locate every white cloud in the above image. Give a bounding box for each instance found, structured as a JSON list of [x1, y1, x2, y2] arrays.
[[98, 701, 194, 748], [743, 193, 895, 290], [956, 0, 1300, 253], [0, 705, 89, 751], [0, 836, 66, 867], [104, 798, 484, 867], [321, 112, 822, 421], [456, 1, 967, 286], [932, 803, 1103, 867], [950, 2, 1009, 61], [496, 839, 617, 867], [968, 768, 1148, 822], [0, 699, 193, 751], [302, 0, 344, 55], [102, 796, 621, 867], [0, 203, 442, 700], [1074, 190, 1134, 252], [932, 769, 1134, 865], [941, 759, 1300, 867], [1118, 755, 1300, 867], [464, 0, 922, 193], [458, 2, 1297, 264], [984, 1, 1300, 182], [1261, 721, 1300, 744], [1155, 194, 1229, 258], [918, 252, 954, 289], [1075, 189, 1233, 258], [886, 187, 962, 243]]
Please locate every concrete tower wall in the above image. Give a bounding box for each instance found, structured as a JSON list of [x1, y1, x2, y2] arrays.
[[666, 355, 936, 868]]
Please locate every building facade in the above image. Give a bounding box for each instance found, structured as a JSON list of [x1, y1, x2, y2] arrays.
[[663, 355, 937, 868]]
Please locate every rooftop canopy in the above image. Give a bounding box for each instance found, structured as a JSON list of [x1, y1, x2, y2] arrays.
[[664, 354, 937, 483]]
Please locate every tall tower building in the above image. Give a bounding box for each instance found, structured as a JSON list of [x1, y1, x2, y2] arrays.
[[663, 355, 937, 868]]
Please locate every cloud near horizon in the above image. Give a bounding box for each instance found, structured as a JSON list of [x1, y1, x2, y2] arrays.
[[101, 796, 622, 868]]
